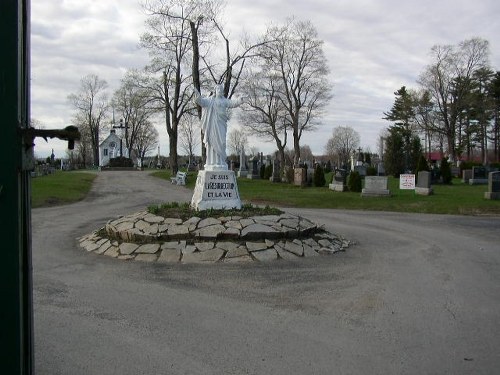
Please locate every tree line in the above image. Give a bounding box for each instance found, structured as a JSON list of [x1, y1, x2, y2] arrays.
[[68, 0, 332, 173], [382, 37, 500, 176]]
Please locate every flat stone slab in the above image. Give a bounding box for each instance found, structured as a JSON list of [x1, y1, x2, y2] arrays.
[[79, 210, 350, 264]]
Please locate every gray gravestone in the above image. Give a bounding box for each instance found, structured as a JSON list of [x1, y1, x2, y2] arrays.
[[470, 166, 488, 185], [237, 148, 248, 178], [361, 176, 391, 197], [462, 169, 472, 184], [247, 157, 260, 179], [354, 165, 367, 177], [271, 159, 280, 182], [484, 171, 500, 200], [329, 169, 347, 192], [415, 171, 433, 195]]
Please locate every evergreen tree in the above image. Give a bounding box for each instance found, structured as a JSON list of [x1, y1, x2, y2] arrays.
[[384, 128, 405, 177], [313, 164, 326, 187], [440, 158, 452, 184]]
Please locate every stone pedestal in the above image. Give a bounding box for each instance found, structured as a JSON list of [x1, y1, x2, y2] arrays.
[[191, 170, 241, 211]]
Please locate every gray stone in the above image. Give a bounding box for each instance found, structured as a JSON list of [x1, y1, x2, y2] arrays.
[[318, 239, 332, 248], [265, 239, 275, 247], [115, 221, 134, 232], [157, 249, 181, 263], [182, 248, 225, 263], [194, 224, 226, 239], [143, 223, 159, 235], [168, 225, 190, 237], [251, 249, 278, 262], [182, 245, 197, 254], [246, 241, 268, 252], [239, 218, 255, 228], [158, 224, 169, 233], [223, 227, 240, 237], [275, 246, 299, 260], [182, 217, 201, 226], [241, 223, 278, 239], [197, 217, 222, 228], [284, 241, 303, 256], [224, 220, 243, 230], [217, 241, 239, 251], [225, 246, 249, 258], [303, 244, 319, 257], [117, 255, 134, 260], [280, 219, 299, 229], [160, 241, 179, 250], [119, 242, 140, 255], [136, 244, 160, 254], [164, 218, 183, 225], [104, 246, 120, 258], [135, 220, 150, 230], [303, 238, 320, 249], [95, 240, 112, 255], [195, 242, 215, 251], [223, 255, 253, 263], [362, 176, 391, 197], [143, 214, 164, 224]]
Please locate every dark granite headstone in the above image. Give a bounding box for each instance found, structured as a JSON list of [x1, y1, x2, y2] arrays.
[[485, 171, 500, 200], [415, 171, 433, 195], [470, 166, 488, 185]]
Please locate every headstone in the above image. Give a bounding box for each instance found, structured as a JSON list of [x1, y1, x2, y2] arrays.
[[191, 170, 241, 210], [451, 166, 461, 178], [415, 171, 433, 195], [247, 157, 260, 179], [237, 148, 248, 178], [271, 159, 280, 182], [294, 168, 307, 186], [484, 171, 500, 200], [361, 176, 391, 197], [354, 165, 367, 177], [470, 166, 488, 185], [462, 169, 472, 184], [329, 169, 347, 192]]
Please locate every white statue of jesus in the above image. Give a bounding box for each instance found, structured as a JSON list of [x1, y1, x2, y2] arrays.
[[194, 84, 243, 170]]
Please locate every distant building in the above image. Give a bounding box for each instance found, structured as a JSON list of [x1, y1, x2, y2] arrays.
[[99, 129, 122, 167]]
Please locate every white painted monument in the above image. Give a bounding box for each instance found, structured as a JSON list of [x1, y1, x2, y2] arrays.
[[191, 84, 244, 210]]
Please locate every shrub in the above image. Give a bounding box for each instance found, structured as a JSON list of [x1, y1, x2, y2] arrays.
[[347, 171, 362, 192], [263, 164, 273, 180], [366, 166, 377, 176], [440, 158, 452, 184], [313, 164, 326, 187], [109, 156, 134, 168], [416, 154, 430, 173]]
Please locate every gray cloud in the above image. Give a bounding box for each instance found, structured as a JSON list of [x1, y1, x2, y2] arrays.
[[31, 0, 500, 158]]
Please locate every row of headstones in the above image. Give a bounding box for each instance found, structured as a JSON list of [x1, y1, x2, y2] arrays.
[[462, 166, 499, 185], [328, 170, 500, 200]]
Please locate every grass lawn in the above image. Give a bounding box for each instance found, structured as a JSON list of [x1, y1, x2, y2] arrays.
[[31, 170, 97, 208], [151, 170, 500, 215]]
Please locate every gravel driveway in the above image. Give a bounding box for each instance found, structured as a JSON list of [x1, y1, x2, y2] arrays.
[[33, 170, 500, 374]]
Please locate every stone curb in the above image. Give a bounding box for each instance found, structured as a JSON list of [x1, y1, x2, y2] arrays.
[[78, 211, 350, 264]]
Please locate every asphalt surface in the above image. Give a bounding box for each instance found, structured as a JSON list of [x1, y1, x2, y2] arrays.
[[33, 171, 500, 374]]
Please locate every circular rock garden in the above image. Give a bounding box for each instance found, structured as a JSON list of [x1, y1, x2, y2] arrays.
[[78, 210, 350, 264]]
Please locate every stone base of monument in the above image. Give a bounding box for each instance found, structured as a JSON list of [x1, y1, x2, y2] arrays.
[[191, 170, 242, 211]]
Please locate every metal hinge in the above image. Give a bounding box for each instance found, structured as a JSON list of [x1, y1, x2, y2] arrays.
[[20, 126, 81, 171]]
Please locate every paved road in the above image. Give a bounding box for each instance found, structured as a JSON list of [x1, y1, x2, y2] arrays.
[[33, 171, 500, 374]]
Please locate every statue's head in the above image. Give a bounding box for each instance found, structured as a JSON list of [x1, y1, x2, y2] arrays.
[[215, 84, 224, 97]]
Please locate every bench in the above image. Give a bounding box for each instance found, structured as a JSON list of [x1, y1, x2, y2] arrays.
[[171, 171, 187, 185]]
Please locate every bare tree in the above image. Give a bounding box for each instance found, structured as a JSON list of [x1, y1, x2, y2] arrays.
[[140, 2, 199, 173], [178, 114, 201, 164], [239, 69, 288, 168], [325, 126, 360, 168], [227, 127, 247, 157], [260, 18, 332, 165], [68, 74, 109, 166], [134, 121, 159, 167], [418, 37, 490, 161], [113, 69, 156, 160]]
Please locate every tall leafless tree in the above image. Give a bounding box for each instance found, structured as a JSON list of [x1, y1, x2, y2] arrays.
[[259, 18, 332, 166], [68, 74, 109, 166], [324, 126, 360, 168], [418, 37, 490, 161]]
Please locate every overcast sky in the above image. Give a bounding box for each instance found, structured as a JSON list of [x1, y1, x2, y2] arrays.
[[31, 0, 500, 159]]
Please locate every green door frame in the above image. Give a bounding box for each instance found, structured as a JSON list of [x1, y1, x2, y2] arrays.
[[0, 0, 34, 373]]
